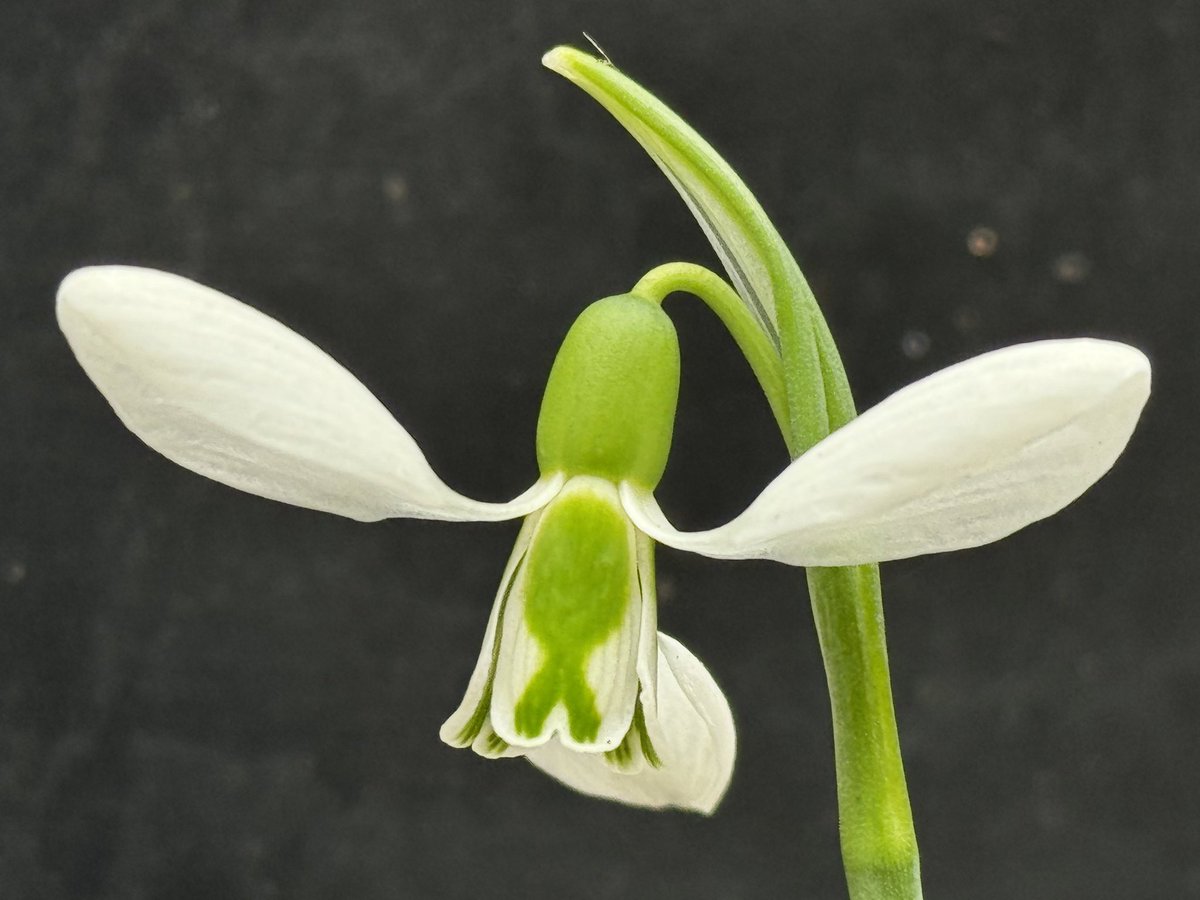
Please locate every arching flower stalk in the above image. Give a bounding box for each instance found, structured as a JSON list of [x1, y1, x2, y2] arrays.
[[59, 265, 1147, 823]]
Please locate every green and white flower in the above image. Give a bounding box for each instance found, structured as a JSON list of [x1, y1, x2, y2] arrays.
[[58, 265, 1149, 815]]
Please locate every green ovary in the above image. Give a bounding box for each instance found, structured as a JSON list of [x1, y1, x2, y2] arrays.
[[514, 485, 632, 744], [535, 294, 680, 489]]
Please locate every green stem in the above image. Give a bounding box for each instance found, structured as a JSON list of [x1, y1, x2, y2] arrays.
[[630, 262, 793, 445], [808, 565, 922, 899], [805, 324, 922, 900]]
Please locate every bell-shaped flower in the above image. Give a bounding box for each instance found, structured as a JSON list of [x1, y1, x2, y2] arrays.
[[57, 265, 1149, 815]]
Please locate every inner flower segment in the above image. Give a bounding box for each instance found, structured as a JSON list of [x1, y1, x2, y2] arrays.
[[514, 485, 632, 744], [491, 477, 644, 753], [442, 475, 661, 767]]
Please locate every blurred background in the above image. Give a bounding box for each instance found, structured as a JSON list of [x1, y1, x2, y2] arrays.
[[2, 0, 1197, 896]]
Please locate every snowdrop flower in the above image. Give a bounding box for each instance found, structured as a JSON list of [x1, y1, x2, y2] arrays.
[[58, 265, 1149, 815]]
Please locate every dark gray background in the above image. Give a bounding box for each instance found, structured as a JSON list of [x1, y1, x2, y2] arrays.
[[3, 0, 1197, 897]]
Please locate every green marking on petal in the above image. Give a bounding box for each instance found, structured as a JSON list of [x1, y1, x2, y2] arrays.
[[514, 484, 632, 743], [633, 697, 662, 769], [604, 732, 634, 771], [603, 695, 661, 772], [483, 731, 509, 756]]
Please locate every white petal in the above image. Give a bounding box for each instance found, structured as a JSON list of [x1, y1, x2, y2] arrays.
[[624, 339, 1151, 566], [57, 266, 557, 522], [526, 632, 736, 815]]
